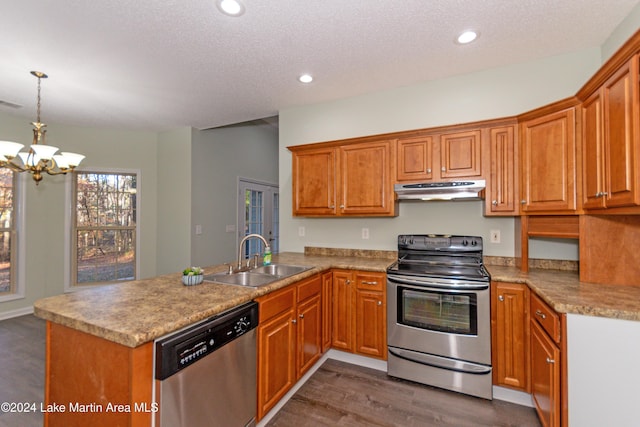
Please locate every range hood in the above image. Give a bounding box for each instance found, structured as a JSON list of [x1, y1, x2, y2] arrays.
[[394, 180, 486, 201]]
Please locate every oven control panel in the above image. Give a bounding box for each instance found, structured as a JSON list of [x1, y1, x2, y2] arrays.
[[398, 234, 483, 252]]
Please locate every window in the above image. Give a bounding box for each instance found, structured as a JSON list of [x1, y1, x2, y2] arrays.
[[238, 179, 279, 257], [72, 172, 137, 286], [0, 169, 16, 296]]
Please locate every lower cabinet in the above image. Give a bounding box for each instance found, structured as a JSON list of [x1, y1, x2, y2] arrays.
[[256, 274, 322, 421], [331, 269, 387, 359], [491, 281, 530, 391], [530, 292, 564, 427]]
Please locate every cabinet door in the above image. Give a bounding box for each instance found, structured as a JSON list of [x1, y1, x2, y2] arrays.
[[331, 270, 354, 351], [296, 293, 322, 378], [396, 135, 434, 182], [339, 140, 396, 216], [439, 130, 482, 178], [531, 320, 561, 427], [602, 56, 640, 208], [355, 289, 386, 359], [257, 308, 296, 420], [321, 271, 333, 352], [581, 89, 606, 209], [291, 147, 337, 216], [520, 107, 577, 213], [487, 126, 518, 215], [491, 282, 529, 391]]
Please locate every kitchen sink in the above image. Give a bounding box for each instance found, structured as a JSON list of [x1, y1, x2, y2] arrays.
[[250, 264, 312, 277], [203, 264, 312, 288]]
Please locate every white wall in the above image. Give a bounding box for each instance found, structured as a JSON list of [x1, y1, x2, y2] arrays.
[[0, 113, 159, 317], [601, 3, 640, 62], [278, 49, 601, 258], [567, 314, 640, 426], [191, 121, 279, 268]]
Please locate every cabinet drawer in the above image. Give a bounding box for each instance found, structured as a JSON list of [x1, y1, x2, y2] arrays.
[[531, 292, 560, 343], [296, 274, 321, 302], [355, 272, 386, 291], [257, 286, 296, 322]]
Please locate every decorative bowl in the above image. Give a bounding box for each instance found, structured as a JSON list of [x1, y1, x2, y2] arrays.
[[182, 274, 204, 286]]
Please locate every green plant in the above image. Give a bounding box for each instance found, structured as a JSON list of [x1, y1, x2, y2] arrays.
[[183, 266, 203, 276]]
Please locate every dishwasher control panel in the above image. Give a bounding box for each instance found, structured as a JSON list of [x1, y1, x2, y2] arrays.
[[155, 301, 258, 380]]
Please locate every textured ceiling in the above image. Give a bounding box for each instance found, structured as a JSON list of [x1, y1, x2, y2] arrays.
[[0, 0, 638, 131]]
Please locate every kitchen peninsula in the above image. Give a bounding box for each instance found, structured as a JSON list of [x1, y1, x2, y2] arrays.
[[34, 250, 640, 426]]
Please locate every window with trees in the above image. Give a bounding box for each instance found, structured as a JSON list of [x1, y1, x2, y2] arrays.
[[73, 172, 137, 285], [0, 169, 16, 295]]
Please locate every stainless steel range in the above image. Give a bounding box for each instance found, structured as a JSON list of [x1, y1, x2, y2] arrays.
[[386, 234, 492, 400]]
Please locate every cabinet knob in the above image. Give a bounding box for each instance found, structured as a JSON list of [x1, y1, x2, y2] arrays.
[[520, 200, 527, 205], [377, 301, 382, 306], [546, 357, 555, 364], [339, 204, 345, 209], [299, 314, 304, 319], [441, 167, 446, 172], [492, 200, 498, 206], [498, 295, 504, 301], [291, 319, 297, 324], [426, 168, 432, 174], [345, 280, 351, 285], [330, 205, 335, 209], [535, 310, 547, 320]]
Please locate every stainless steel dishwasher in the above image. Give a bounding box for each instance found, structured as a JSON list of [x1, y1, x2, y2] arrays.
[[155, 301, 258, 427]]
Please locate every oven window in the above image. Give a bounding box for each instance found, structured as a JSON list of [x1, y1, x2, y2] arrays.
[[398, 287, 478, 335]]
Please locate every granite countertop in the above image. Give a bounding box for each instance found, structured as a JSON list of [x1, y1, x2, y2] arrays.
[[33, 252, 394, 348], [34, 250, 640, 349]]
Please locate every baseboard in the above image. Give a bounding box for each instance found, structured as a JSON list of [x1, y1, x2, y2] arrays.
[[0, 306, 34, 321], [492, 386, 534, 407]]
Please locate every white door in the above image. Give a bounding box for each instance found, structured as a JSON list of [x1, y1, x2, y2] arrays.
[[238, 179, 279, 259]]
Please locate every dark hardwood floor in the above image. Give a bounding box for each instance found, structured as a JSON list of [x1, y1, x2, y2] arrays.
[[267, 359, 541, 427], [0, 314, 45, 427], [0, 315, 540, 427]]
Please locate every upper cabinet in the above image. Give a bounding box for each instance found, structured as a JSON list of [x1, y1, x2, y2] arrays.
[[486, 124, 519, 216], [519, 102, 579, 214], [396, 129, 483, 182], [290, 139, 397, 217], [581, 55, 640, 211]]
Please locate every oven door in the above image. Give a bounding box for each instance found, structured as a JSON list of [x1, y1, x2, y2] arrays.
[[387, 274, 491, 365]]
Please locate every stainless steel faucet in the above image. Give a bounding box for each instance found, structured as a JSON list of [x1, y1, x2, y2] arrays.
[[237, 233, 269, 270]]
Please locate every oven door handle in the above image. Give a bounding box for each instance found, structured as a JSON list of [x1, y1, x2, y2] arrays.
[[387, 275, 489, 291], [388, 347, 492, 375]]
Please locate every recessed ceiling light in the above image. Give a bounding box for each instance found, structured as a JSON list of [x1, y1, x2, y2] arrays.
[[217, 0, 245, 17], [298, 74, 313, 84], [457, 30, 478, 44]]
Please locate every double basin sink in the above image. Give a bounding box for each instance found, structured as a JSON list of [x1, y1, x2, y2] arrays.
[[203, 264, 313, 288]]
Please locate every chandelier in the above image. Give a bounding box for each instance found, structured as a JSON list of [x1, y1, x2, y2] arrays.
[[0, 71, 85, 185]]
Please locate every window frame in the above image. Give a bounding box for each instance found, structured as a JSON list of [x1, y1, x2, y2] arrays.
[[65, 168, 141, 291], [0, 171, 25, 303]]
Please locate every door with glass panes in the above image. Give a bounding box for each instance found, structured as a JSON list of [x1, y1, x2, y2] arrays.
[[238, 179, 279, 260]]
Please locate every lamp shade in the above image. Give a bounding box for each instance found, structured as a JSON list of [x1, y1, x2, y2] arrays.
[[52, 154, 69, 169], [31, 144, 59, 160], [60, 152, 85, 167], [0, 141, 25, 159], [18, 151, 40, 167]]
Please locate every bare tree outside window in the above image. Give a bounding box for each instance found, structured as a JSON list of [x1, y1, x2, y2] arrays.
[[74, 172, 137, 285], [0, 169, 14, 294]]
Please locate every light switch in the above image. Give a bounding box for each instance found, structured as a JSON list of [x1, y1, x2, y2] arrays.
[[195, 225, 203, 235]]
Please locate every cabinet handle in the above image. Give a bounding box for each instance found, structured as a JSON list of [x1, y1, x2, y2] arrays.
[[520, 200, 527, 205], [546, 357, 555, 364], [299, 314, 304, 319], [492, 200, 498, 206], [291, 319, 297, 324], [377, 301, 382, 306], [498, 295, 504, 301], [345, 280, 351, 285], [330, 205, 335, 209], [339, 204, 345, 209], [426, 168, 432, 174], [361, 281, 378, 285], [535, 310, 546, 320]]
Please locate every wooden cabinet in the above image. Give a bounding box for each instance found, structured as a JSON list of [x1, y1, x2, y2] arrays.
[[256, 274, 322, 420], [519, 104, 578, 213], [491, 281, 529, 391], [530, 292, 564, 427], [332, 270, 387, 359], [486, 125, 519, 215], [321, 271, 333, 352], [290, 139, 397, 217], [582, 55, 640, 211], [396, 130, 483, 182]]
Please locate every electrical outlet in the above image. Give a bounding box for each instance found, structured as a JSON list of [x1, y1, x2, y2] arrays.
[[362, 228, 370, 239], [195, 225, 203, 235], [298, 226, 306, 237], [490, 229, 501, 244]]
